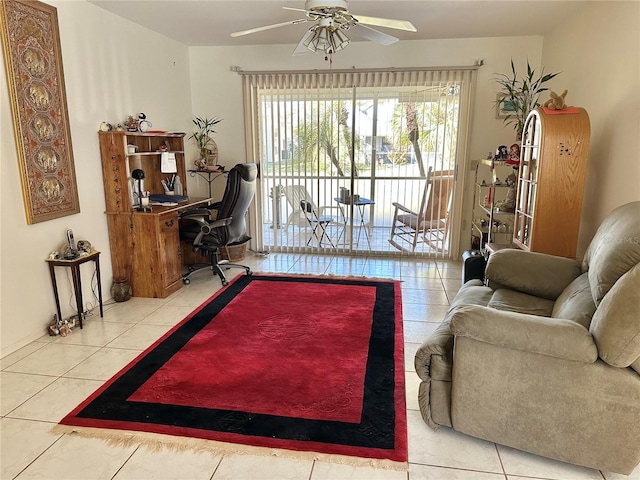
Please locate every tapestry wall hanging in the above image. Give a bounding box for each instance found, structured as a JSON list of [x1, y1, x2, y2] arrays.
[[0, 0, 79, 224]]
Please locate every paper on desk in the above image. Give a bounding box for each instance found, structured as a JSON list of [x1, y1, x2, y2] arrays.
[[161, 152, 177, 173]]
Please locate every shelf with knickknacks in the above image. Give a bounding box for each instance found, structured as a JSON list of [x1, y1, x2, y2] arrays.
[[471, 144, 519, 252]]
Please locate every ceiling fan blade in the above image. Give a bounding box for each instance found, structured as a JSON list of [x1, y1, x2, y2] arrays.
[[355, 24, 399, 46], [292, 29, 313, 56], [352, 14, 416, 32], [231, 18, 309, 37], [282, 6, 309, 13]]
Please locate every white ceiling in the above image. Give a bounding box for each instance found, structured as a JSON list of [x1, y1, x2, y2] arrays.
[[87, 0, 591, 47]]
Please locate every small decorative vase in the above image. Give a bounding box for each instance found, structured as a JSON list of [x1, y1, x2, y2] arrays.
[[205, 138, 218, 167], [111, 277, 131, 302]]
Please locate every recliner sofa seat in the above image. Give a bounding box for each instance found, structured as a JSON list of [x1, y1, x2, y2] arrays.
[[415, 201, 640, 474]]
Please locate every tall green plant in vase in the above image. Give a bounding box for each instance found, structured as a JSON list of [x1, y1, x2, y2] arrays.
[[494, 59, 560, 140], [189, 116, 222, 169]]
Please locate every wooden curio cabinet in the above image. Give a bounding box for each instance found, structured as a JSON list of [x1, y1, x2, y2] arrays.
[[513, 107, 590, 258], [98, 131, 209, 298]]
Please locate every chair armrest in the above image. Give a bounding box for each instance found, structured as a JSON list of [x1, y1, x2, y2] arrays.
[[486, 249, 582, 300], [206, 216, 232, 230], [180, 208, 212, 221], [391, 202, 417, 215], [192, 216, 232, 247], [449, 305, 598, 363]]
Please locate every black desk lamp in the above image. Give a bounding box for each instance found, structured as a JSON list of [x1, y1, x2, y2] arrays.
[[132, 169, 146, 211]]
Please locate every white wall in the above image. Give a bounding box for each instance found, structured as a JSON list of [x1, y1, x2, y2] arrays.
[[189, 37, 545, 248], [541, 1, 640, 255], [3, 1, 637, 356], [190, 36, 543, 165], [0, 1, 193, 355]]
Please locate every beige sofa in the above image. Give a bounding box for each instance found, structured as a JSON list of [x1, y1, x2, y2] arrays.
[[415, 201, 640, 474]]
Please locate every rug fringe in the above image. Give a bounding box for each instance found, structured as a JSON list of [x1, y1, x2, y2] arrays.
[[51, 425, 407, 471]]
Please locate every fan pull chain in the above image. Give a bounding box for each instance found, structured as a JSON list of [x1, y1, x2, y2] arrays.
[[326, 52, 333, 68]]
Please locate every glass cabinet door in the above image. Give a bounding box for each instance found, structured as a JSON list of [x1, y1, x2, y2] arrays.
[[513, 110, 540, 250]]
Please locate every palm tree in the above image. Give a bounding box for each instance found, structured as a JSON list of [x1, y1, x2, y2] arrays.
[[391, 102, 433, 177], [406, 103, 427, 177], [296, 101, 358, 177]]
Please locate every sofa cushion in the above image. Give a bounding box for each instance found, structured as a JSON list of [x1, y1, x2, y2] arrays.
[[449, 280, 493, 310], [631, 357, 640, 375], [488, 289, 555, 317], [551, 272, 597, 329], [582, 201, 640, 305], [590, 264, 640, 368], [486, 249, 582, 300]]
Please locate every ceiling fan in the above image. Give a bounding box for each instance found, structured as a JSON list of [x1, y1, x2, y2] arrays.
[[230, 0, 417, 56]]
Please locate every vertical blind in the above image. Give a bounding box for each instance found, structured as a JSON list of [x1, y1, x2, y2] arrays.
[[241, 66, 477, 259]]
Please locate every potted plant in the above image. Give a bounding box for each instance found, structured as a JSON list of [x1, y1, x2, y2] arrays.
[[494, 59, 560, 139], [189, 115, 222, 169]]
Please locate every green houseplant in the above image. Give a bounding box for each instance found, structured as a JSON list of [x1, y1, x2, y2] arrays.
[[189, 115, 222, 167], [494, 59, 560, 139]]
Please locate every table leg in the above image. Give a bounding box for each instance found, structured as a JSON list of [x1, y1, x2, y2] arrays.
[[359, 205, 372, 248], [71, 265, 84, 329], [48, 264, 63, 324], [352, 205, 371, 249], [95, 257, 103, 317]]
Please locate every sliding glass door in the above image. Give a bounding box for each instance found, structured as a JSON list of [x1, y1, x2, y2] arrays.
[[242, 68, 476, 258]]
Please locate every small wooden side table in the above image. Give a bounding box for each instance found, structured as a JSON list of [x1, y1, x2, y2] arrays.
[[45, 250, 103, 329]]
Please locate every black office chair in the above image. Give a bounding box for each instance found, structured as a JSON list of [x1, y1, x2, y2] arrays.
[[180, 163, 257, 286]]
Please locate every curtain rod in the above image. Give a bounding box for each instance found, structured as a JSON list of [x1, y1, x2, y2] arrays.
[[236, 63, 482, 76]]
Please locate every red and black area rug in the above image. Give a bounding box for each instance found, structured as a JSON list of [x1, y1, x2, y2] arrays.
[[59, 274, 407, 463]]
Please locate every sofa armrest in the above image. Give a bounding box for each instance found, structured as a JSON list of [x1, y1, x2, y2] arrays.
[[449, 305, 598, 363], [486, 249, 582, 300], [414, 322, 453, 381]]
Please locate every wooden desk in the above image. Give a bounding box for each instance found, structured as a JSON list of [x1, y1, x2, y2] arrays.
[[45, 250, 103, 329], [106, 197, 213, 298]]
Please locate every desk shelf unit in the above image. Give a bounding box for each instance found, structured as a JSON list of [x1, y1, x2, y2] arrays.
[[513, 107, 590, 258], [99, 131, 209, 298], [472, 158, 517, 252]]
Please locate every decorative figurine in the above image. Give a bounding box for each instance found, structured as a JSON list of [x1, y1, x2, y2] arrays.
[[495, 171, 518, 212], [124, 115, 139, 132], [99, 121, 113, 132], [507, 143, 520, 165], [138, 112, 152, 132], [494, 145, 509, 162], [543, 89, 568, 110]]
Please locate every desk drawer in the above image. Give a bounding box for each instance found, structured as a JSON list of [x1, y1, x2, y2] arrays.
[[159, 212, 181, 288]]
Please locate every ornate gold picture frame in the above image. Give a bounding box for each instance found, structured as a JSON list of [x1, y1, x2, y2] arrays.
[[0, 0, 79, 224]]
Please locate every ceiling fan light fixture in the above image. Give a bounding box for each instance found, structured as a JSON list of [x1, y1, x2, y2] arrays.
[[332, 28, 350, 51], [304, 24, 350, 54], [308, 25, 331, 51], [235, 1, 415, 58]]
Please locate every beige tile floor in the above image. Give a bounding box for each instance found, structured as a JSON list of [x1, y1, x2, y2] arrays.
[[1, 253, 638, 480]]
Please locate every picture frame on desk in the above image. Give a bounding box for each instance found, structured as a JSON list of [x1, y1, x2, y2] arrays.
[[0, 0, 80, 224]]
